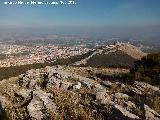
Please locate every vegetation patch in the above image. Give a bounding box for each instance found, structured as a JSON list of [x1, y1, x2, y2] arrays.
[[130, 52, 160, 85], [86, 50, 136, 68]]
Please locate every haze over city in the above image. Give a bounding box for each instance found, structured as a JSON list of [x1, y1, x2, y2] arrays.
[[0, 0, 160, 38]]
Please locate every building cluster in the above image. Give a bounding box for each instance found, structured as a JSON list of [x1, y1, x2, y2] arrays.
[[0, 44, 90, 67]]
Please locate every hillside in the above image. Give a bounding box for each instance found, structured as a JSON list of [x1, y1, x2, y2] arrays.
[[74, 42, 146, 68], [0, 45, 159, 120], [0, 43, 146, 81], [0, 62, 159, 120], [0, 51, 93, 81]]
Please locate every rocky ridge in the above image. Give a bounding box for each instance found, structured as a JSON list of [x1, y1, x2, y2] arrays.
[[74, 42, 146, 67], [0, 65, 159, 120]]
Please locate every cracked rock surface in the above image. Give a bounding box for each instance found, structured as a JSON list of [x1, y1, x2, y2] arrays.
[[0, 66, 159, 120]]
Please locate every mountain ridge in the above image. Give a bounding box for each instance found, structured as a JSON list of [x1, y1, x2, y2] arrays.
[[0, 63, 159, 120], [74, 42, 146, 67]]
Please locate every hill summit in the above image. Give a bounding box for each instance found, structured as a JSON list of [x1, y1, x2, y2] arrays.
[[74, 42, 146, 67]]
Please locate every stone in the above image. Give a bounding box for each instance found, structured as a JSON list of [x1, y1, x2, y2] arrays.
[[144, 104, 160, 120], [33, 90, 57, 113], [96, 90, 112, 104], [0, 95, 9, 109], [134, 81, 160, 96], [101, 81, 113, 87], [19, 76, 30, 87], [115, 93, 130, 102], [16, 89, 32, 100], [29, 79, 38, 89], [47, 76, 62, 89], [124, 101, 137, 113], [27, 95, 48, 120], [73, 82, 81, 90], [113, 104, 140, 120]]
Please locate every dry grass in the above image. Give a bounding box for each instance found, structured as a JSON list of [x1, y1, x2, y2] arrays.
[[48, 87, 94, 120], [0, 77, 30, 120]]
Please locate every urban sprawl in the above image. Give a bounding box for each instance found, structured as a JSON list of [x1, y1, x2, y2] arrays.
[[0, 43, 90, 67]]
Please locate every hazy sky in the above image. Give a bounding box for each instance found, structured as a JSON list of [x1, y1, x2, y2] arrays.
[[0, 0, 160, 36]]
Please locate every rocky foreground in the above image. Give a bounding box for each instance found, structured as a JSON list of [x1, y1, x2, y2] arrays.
[[0, 65, 160, 120]]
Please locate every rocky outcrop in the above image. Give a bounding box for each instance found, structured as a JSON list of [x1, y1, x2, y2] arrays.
[[17, 66, 160, 120], [96, 90, 112, 105], [16, 88, 57, 119], [113, 104, 140, 120], [33, 90, 57, 113], [144, 104, 160, 120], [0, 96, 9, 109], [27, 95, 48, 120], [133, 81, 160, 95], [0, 65, 159, 120]]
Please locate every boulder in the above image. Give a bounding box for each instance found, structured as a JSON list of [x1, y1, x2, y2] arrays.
[[47, 76, 62, 89], [0, 95, 10, 109], [124, 101, 137, 113], [19, 76, 30, 88], [28, 79, 38, 90], [144, 104, 160, 120], [113, 104, 140, 120], [16, 89, 32, 101], [114, 92, 130, 103], [73, 82, 81, 90], [96, 90, 112, 104], [27, 95, 48, 120], [78, 76, 97, 89], [101, 81, 113, 88], [33, 90, 57, 113]]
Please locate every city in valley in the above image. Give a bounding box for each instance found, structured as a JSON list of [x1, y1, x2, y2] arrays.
[[0, 34, 159, 68], [0, 42, 90, 67]]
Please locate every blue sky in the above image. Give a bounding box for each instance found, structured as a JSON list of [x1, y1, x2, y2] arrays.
[[0, 0, 160, 35]]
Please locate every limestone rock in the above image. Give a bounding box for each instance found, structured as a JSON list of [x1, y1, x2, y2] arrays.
[[16, 89, 32, 101], [47, 75, 62, 89], [73, 82, 81, 90], [27, 95, 48, 120], [33, 90, 57, 113], [96, 90, 112, 104], [144, 104, 160, 120], [134, 81, 160, 95], [114, 92, 130, 103], [0, 95, 9, 109], [113, 104, 140, 120]]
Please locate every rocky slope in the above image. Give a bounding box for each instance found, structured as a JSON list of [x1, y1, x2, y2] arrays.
[[74, 42, 146, 67], [0, 65, 159, 120]]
